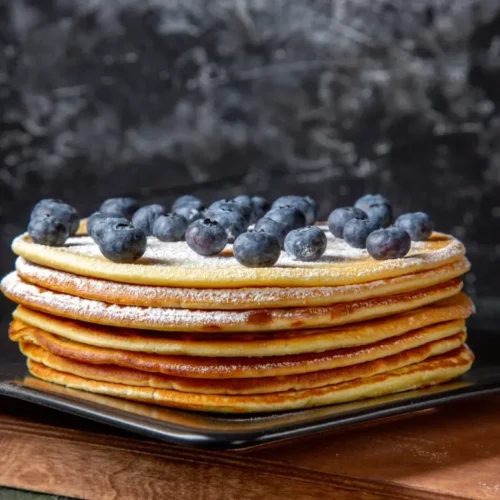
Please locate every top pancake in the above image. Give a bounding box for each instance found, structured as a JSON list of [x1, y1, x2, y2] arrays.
[[11, 229, 465, 288]]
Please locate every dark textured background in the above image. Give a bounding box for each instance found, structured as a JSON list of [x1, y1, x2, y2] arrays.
[[1, 0, 500, 360]]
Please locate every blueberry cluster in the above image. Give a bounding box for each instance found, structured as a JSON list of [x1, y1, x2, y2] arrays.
[[177, 193, 324, 267], [327, 194, 434, 260], [27, 192, 434, 266], [86, 193, 321, 266]]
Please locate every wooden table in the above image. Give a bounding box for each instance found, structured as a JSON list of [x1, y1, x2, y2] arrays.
[[1, 395, 499, 500]]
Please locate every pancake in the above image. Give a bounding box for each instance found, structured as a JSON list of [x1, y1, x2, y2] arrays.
[[26, 346, 474, 413], [21, 374, 474, 426], [15, 256, 471, 310], [19, 332, 466, 394], [12, 294, 475, 356], [11, 231, 465, 288], [1, 272, 464, 332], [10, 320, 467, 379]]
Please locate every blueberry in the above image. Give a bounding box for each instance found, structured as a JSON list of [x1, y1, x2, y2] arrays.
[[272, 196, 316, 225], [28, 215, 69, 247], [367, 227, 411, 260], [185, 218, 228, 256], [88, 213, 129, 241], [251, 196, 271, 223], [231, 197, 253, 222], [152, 213, 188, 242], [265, 206, 306, 233], [284, 226, 327, 261], [207, 199, 251, 222], [209, 208, 248, 243], [86, 212, 106, 236], [395, 212, 434, 241], [174, 204, 204, 224], [98, 222, 147, 263], [131, 204, 166, 236], [233, 231, 280, 267], [172, 195, 203, 212], [327, 207, 368, 239], [254, 217, 288, 249], [354, 194, 393, 228], [343, 218, 380, 249], [304, 196, 318, 222], [99, 197, 138, 220], [232, 195, 255, 223], [30, 199, 80, 235]]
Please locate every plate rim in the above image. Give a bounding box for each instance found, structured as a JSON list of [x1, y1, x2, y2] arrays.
[[2, 362, 500, 450]]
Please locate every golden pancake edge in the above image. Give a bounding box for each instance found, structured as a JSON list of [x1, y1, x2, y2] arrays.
[[1, 272, 464, 332], [26, 346, 474, 413]]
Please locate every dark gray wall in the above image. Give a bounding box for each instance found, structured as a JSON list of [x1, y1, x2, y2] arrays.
[[1, 1, 500, 359]]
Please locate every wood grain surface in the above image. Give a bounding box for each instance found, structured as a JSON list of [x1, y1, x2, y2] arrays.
[[0, 396, 499, 500]]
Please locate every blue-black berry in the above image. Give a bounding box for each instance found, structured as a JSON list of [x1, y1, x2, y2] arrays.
[[28, 215, 69, 247], [328, 207, 368, 239], [207, 199, 251, 222], [354, 194, 393, 228], [304, 196, 318, 222], [152, 213, 188, 242], [86, 212, 106, 237], [272, 196, 316, 225], [265, 206, 306, 233], [30, 199, 80, 236], [233, 195, 253, 212], [284, 226, 327, 261], [172, 195, 203, 212], [395, 212, 434, 241], [185, 218, 228, 256], [209, 208, 248, 243], [131, 204, 166, 236], [343, 218, 380, 249], [233, 231, 280, 267], [254, 217, 288, 249], [366, 227, 411, 260], [88, 213, 129, 241], [251, 196, 271, 223], [99, 197, 138, 220], [174, 204, 204, 224], [231, 196, 253, 222], [98, 222, 147, 263]]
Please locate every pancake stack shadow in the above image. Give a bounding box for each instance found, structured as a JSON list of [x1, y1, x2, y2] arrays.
[[0, 228, 475, 413]]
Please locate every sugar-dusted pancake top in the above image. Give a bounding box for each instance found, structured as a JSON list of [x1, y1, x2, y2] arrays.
[[12, 229, 465, 288]]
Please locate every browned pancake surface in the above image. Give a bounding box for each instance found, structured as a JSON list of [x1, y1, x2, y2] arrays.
[[19, 332, 466, 394], [26, 346, 474, 413], [10, 319, 466, 379], [11, 294, 475, 357]]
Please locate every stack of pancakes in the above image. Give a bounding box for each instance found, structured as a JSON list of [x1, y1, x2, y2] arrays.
[[1, 224, 475, 413]]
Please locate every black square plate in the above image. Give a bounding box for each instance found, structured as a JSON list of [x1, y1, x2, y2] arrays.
[[1, 328, 500, 451]]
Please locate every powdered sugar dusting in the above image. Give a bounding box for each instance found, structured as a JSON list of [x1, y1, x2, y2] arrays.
[[12, 228, 466, 289], [15, 256, 469, 309], [1, 271, 462, 332], [55, 230, 460, 271]]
